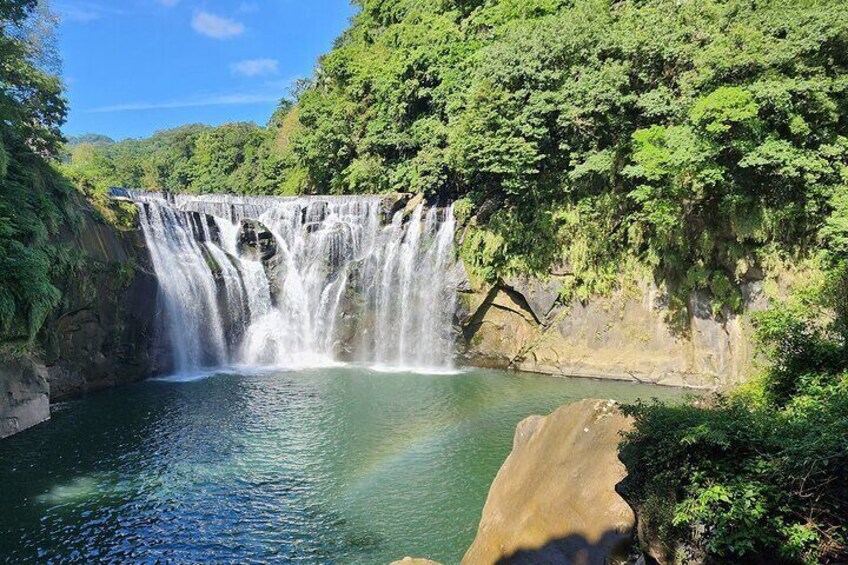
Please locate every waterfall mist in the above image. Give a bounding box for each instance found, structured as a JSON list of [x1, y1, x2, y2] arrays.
[[133, 193, 461, 373]]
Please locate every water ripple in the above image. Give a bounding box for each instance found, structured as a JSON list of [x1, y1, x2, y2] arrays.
[[0, 367, 684, 564]]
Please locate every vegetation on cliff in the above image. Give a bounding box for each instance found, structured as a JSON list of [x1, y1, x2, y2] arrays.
[[620, 260, 848, 563], [0, 0, 72, 342]]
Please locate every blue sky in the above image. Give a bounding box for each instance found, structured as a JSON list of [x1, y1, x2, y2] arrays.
[[55, 0, 357, 140]]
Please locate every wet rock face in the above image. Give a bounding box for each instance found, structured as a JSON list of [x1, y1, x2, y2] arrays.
[[37, 214, 164, 401], [462, 399, 635, 565], [303, 200, 328, 224], [237, 219, 277, 261], [383, 193, 412, 218], [333, 263, 365, 360], [0, 357, 49, 438], [187, 212, 221, 245]]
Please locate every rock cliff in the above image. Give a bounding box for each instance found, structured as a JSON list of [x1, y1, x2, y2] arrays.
[[458, 275, 767, 389], [37, 210, 163, 400], [0, 202, 162, 438]]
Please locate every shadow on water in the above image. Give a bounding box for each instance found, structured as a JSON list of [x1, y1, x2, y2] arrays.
[[495, 530, 632, 565]]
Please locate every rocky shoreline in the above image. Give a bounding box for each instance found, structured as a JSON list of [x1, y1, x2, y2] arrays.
[[457, 274, 766, 391]]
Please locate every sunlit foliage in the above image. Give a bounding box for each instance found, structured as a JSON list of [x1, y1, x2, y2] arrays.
[[0, 0, 70, 340]]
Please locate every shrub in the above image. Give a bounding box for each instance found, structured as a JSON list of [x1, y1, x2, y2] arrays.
[[620, 272, 848, 563]]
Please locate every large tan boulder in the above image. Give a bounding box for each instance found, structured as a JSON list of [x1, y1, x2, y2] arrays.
[[389, 558, 442, 565], [462, 399, 635, 565]]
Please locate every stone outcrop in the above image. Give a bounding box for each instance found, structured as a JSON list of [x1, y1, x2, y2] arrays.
[[461, 399, 635, 565], [401, 192, 425, 218], [1, 202, 162, 438], [391, 400, 637, 565], [0, 356, 50, 438], [237, 218, 277, 261], [383, 193, 413, 218], [37, 208, 163, 400], [459, 276, 767, 389]]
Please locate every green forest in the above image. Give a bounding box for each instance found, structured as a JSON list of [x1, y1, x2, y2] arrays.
[[67, 0, 848, 309], [0, 0, 72, 341], [4, 0, 848, 562]]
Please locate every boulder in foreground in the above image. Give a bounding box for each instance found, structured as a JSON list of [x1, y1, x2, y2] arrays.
[[462, 399, 635, 565]]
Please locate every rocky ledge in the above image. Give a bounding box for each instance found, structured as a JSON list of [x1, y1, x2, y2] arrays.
[[393, 399, 637, 565], [458, 274, 767, 389]]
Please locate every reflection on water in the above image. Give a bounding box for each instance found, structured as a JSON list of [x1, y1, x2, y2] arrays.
[[0, 367, 684, 564]]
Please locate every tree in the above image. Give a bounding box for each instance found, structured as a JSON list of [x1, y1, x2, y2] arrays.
[[0, 0, 70, 338]]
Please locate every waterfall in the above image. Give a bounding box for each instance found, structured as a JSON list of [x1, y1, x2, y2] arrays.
[[133, 192, 460, 373]]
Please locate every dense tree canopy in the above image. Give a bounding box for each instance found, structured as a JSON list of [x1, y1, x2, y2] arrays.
[[313, 0, 847, 308], [0, 0, 70, 340], [74, 0, 848, 311], [64, 122, 289, 198]]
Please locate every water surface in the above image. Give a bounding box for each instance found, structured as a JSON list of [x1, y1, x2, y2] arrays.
[[0, 367, 684, 564]]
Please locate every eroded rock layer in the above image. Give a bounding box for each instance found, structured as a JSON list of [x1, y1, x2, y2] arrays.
[[458, 276, 766, 389]]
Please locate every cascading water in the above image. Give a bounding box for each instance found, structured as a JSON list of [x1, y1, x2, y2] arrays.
[[133, 192, 460, 373]]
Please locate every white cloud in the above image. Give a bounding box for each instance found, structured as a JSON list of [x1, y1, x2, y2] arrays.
[[54, 2, 127, 23], [87, 92, 281, 113], [231, 59, 279, 78], [191, 10, 244, 39]]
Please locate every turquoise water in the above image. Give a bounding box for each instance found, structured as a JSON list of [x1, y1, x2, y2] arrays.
[[0, 367, 684, 564]]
